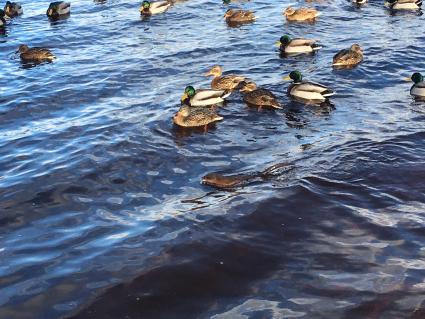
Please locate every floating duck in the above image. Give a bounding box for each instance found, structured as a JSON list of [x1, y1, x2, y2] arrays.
[[140, 1, 171, 15], [224, 9, 256, 24], [17, 45, 56, 64], [0, 9, 6, 28], [4, 1, 23, 17], [283, 7, 320, 22], [333, 44, 363, 67], [204, 65, 246, 91], [352, 0, 367, 5], [385, 0, 422, 10], [239, 82, 282, 110], [284, 70, 335, 104], [181, 86, 231, 107], [173, 105, 223, 129], [406, 72, 425, 99], [276, 35, 321, 55], [47, 2, 70, 18]]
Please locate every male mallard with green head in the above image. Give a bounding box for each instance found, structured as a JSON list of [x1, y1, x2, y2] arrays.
[[140, 0, 171, 15], [333, 44, 363, 67], [276, 35, 321, 55], [173, 105, 223, 129], [205, 65, 246, 91], [284, 70, 335, 104], [4, 1, 23, 17], [283, 7, 320, 22], [17, 45, 56, 63], [46, 2, 70, 18], [385, 0, 422, 10], [224, 9, 256, 24], [406, 73, 425, 99], [239, 82, 282, 110], [181, 86, 231, 107]]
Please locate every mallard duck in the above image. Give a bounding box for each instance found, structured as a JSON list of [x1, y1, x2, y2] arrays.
[[0, 9, 6, 28], [406, 73, 425, 99], [140, 1, 171, 15], [224, 9, 256, 24], [173, 105, 223, 129], [353, 0, 367, 5], [283, 7, 320, 22], [181, 86, 231, 107], [276, 35, 321, 55], [46, 2, 70, 18], [4, 1, 22, 17], [204, 65, 246, 91], [333, 44, 363, 67], [17, 45, 55, 63], [284, 70, 335, 104], [239, 82, 282, 110], [385, 0, 422, 10]]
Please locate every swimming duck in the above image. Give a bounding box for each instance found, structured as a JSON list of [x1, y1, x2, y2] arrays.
[[205, 65, 246, 91], [284, 70, 335, 104], [46, 2, 70, 18], [333, 44, 363, 67], [140, 1, 171, 15], [4, 1, 23, 17], [239, 82, 282, 110], [352, 0, 367, 5], [276, 35, 321, 55], [0, 9, 6, 28], [406, 73, 425, 99], [385, 0, 422, 10], [181, 86, 231, 107], [173, 105, 223, 129], [17, 45, 55, 63], [283, 7, 320, 22], [224, 9, 256, 24]]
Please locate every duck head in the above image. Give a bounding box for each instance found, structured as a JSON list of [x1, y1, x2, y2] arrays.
[[411, 72, 424, 84], [205, 65, 222, 77], [239, 81, 257, 93], [224, 9, 234, 18], [283, 7, 296, 16], [350, 43, 363, 54], [181, 86, 196, 103], [283, 70, 303, 83], [17, 44, 29, 53]]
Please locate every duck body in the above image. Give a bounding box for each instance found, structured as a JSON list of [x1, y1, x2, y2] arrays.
[[140, 1, 171, 15], [17, 45, 55, 63], [385, 0, 422, 10], [46, 2, 70, 18], [224, 9, 256, 24], [352, 0, 367, 5], [4, 1, 23, 17], [205, 65, 245, 91], [333, 44, 363, 67], [181, 86, 231, 107], [285, 71, 334, 104], [409, 73, 425, 99], [283, 7, 320, 22], [240, 82, 282, 109], [278, 35, 321, 55], [173, 105, 223, 128]]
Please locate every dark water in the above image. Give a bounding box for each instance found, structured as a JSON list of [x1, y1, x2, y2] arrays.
[[1, 0, 425, 318]]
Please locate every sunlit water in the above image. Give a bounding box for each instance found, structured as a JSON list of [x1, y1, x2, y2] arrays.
[[1, 0, 425, 318]]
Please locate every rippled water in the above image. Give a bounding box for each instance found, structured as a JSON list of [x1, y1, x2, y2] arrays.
[[1, 0, 425, 318]]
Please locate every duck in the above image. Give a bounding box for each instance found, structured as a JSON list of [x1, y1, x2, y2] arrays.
[[283, 7, 320, 22], [284, 70, 335, 104], [140, 0, 171, 15], [276, 35, 321, 55], [332, 44, 363, 67], [385, 0, 422, 10], [46, 2, 70, 18], [0, 9, 6, 28], [239, 81, 282, 110], [352, 0, 367, 5], [173, 105, 223, 129], [224, 9, 256, 24], [406, 72, 425, 99], [181, 86, 231, 107], [17, 45, 56, 63], [4, 1, 23, 17], [204, 65, 246, 91]]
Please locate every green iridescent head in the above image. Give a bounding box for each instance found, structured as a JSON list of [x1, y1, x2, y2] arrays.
[[185, 86, 196, 97], [280, 35, 291, 45], [142, 1, 151, 9], [223, 0, 231, 3], [289, 70, 302, 83], [411, 72, 423, 84]]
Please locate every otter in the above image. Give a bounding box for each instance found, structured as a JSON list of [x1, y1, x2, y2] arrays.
[[201, 162, 293, 190]]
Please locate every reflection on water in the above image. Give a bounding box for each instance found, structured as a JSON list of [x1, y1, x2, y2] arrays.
[[1, 0, 425, 318]]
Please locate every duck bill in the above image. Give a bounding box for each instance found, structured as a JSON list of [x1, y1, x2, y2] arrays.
[[403, 77, 412, 82], [47, 9, 52, 16], [282, 75, 291, 81], [204, 71, 213, 76], [180, 93, 188, 102], [274, 41, 281, 47]]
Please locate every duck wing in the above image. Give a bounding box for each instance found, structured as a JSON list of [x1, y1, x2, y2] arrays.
[[151, 1, 171, 10], [245, 89, 282, 109], [295, 81, 335, 96], [289, 38, 317, 46], [191, 89, 230, 106]]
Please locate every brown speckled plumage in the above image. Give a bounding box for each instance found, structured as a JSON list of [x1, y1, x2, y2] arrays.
[[283, 7, 320, 21], [18, 45, 55, 63], [224, 9, 256, 24], [173, 105, 223, 127]]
